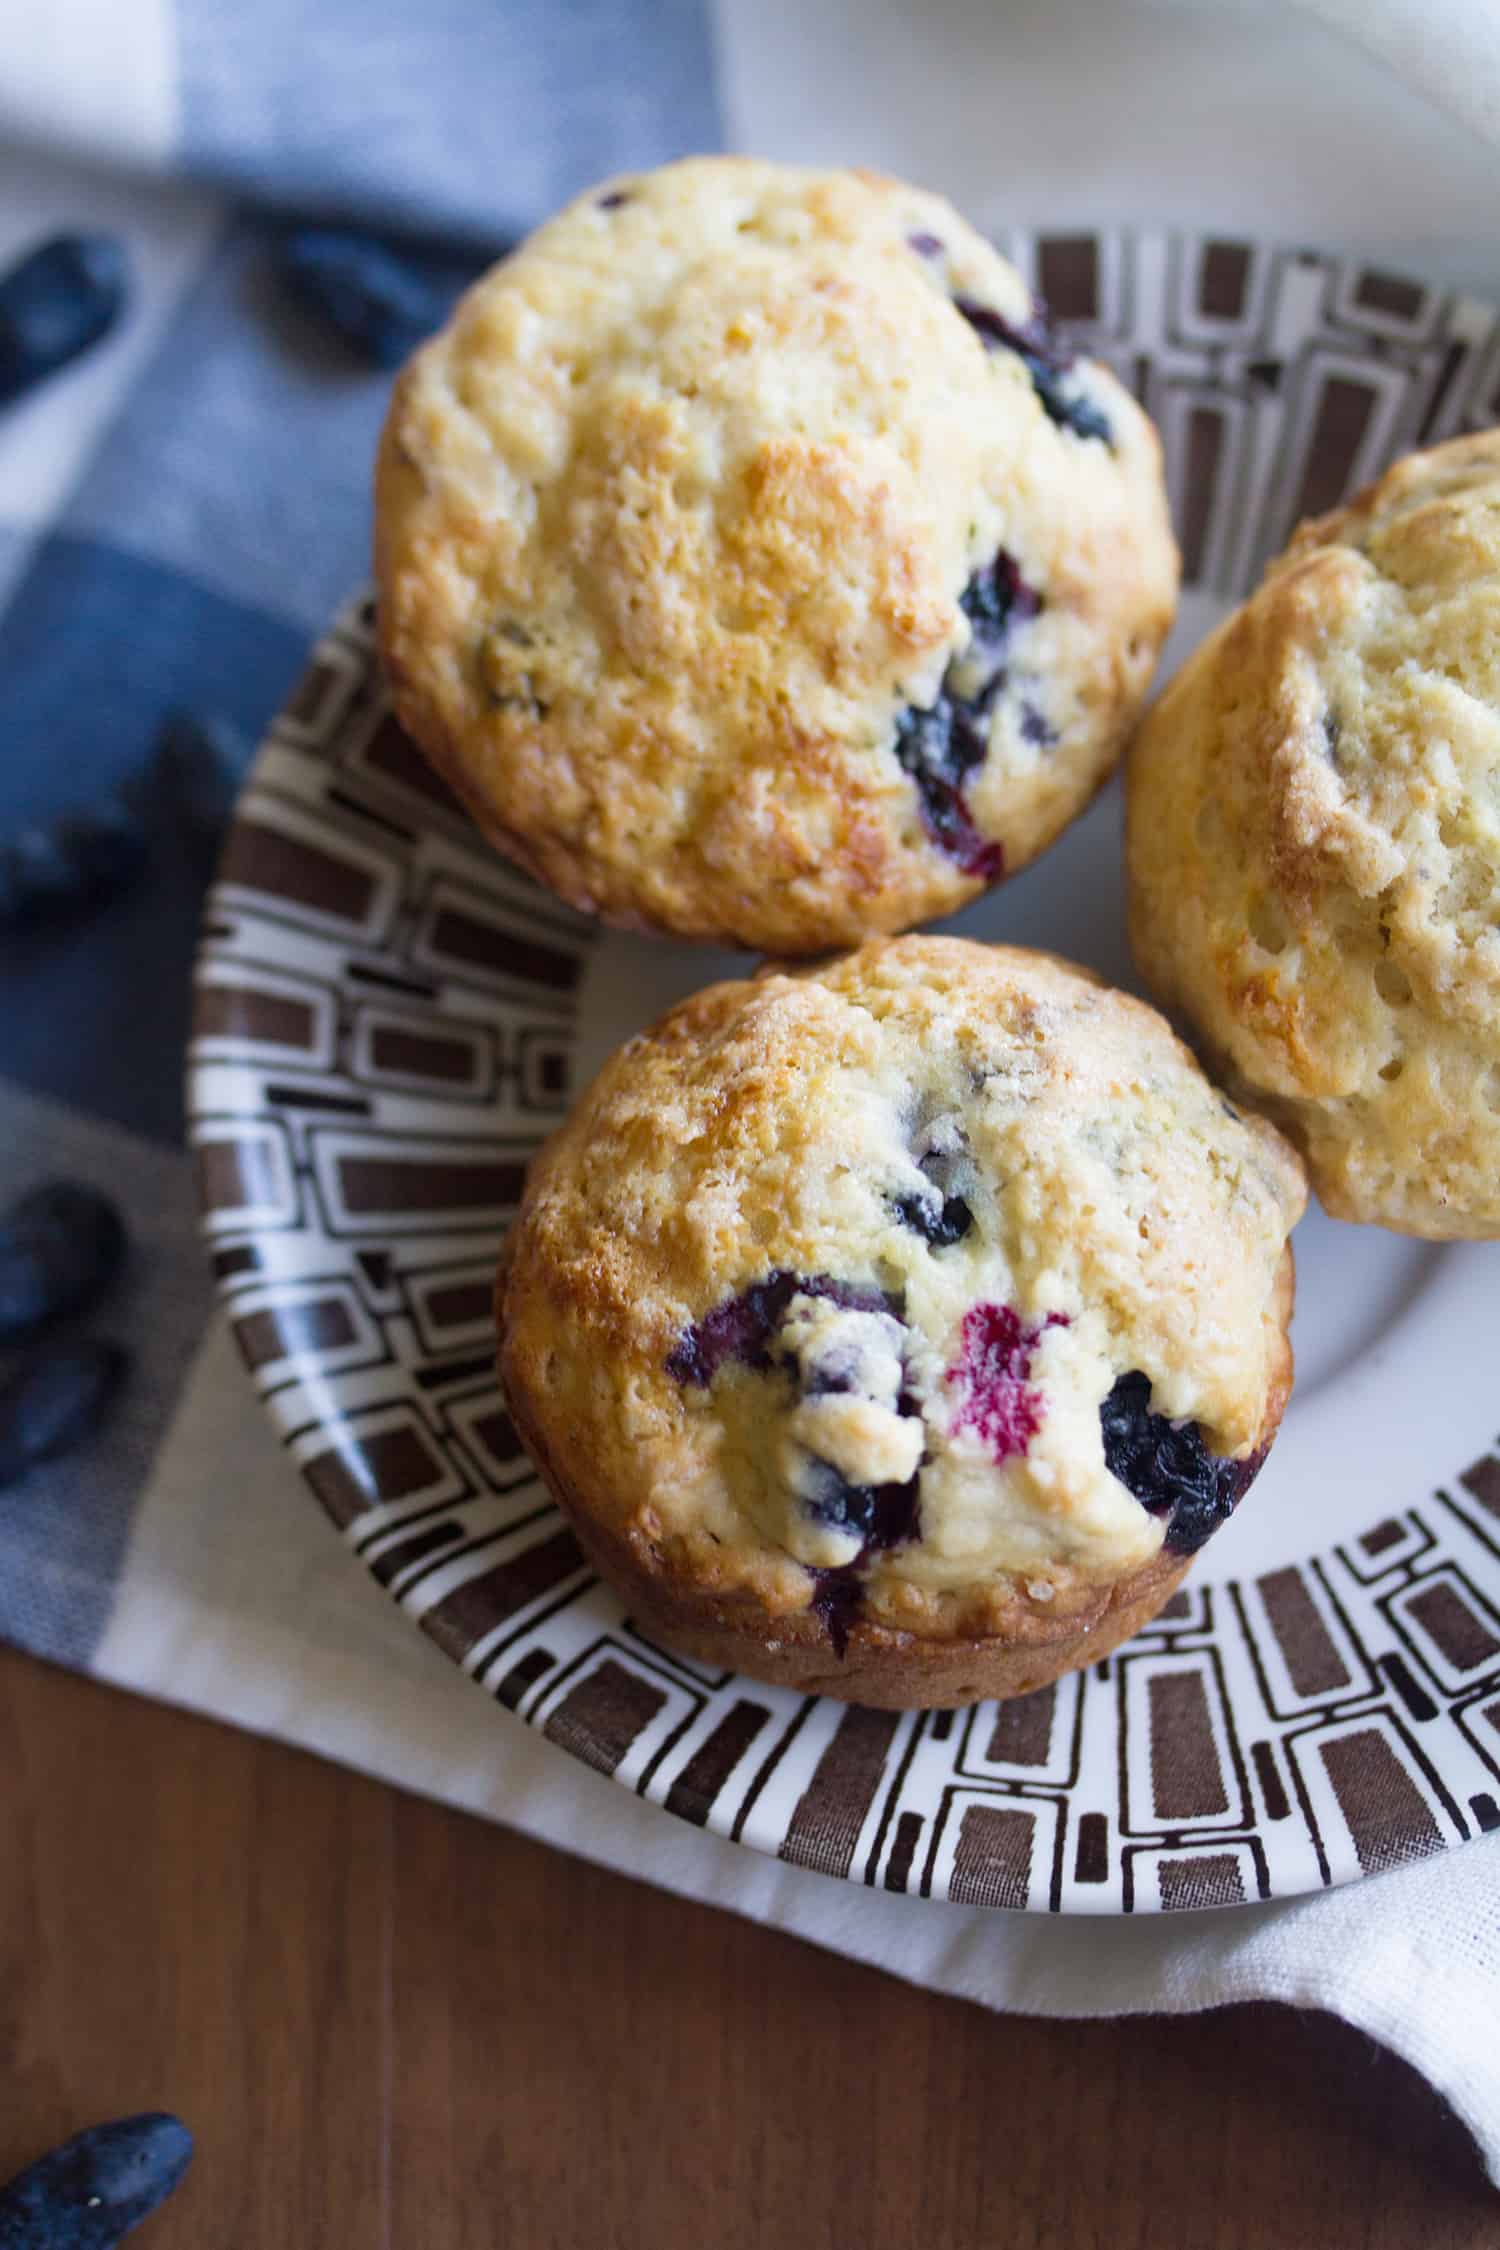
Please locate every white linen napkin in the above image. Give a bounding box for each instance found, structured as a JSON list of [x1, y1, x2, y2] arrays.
[[1295, 0, 1500, 152]]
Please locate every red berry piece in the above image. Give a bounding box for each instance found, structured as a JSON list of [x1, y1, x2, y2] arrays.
[[946, 1302, 1069, 1464]]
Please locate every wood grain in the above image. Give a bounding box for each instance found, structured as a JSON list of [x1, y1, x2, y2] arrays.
[[0, 1643, 1493, 2248]]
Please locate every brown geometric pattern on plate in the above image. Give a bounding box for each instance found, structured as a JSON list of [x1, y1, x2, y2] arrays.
[[948, 1803, 1036, 1910], [544, 1658, 669, 1780], [1155, 1849, 1248, 1912], [1147, 1671, 1232, 1823], [190, 235, 1500, 1914], [664, 1699, 772, 1827], [1255, 1567, 1352, 1699], [982, 1681, 1057, 1768], [781, 1707, 904, 1881], [999, 227, 1500, 599], [1318, 1726, 1448, 1877]]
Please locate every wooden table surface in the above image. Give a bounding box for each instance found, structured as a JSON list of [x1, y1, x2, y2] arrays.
[[2, 1642, 1495, 2249]]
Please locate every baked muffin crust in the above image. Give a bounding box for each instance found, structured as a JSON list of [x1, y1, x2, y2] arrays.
[[498, 937, 1304, 1703], [1128, 429, 1500, 1237], [378, 158, 1178, 952]]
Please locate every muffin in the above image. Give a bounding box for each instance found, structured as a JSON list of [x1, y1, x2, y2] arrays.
[[497, 937, 1305, 1707], [1128, 429, 1500, 1239], [377, 158, 1178, 954]]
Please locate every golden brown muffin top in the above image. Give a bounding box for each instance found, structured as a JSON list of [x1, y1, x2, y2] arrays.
[[498, 937, 1304, 1639], [378, 157, 1176, 950], [1128, 428, 1500, 1237]]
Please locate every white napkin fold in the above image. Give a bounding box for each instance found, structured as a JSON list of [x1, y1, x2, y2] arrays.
[[1294, 0, 1500, 151], [714, 0, 1498, 296]]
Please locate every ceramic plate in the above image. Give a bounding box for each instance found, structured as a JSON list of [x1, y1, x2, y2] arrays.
[[189, 227, 1500, 1914]]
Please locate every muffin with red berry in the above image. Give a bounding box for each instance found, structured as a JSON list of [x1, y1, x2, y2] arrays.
[[376, 157, 1178, 952], [497, 937, 1304, 1707]]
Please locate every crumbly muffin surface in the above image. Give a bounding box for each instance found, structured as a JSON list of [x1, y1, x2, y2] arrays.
[[1128, 429, 1500, 1237], [498, 937, 1304, 1647], [377, 157, 1177, 950]]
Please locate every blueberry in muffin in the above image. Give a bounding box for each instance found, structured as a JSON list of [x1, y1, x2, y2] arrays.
[[377, 158, 1178, 953], [497, 937, 1304, 1706], [1128, 429, 1500, 1239]]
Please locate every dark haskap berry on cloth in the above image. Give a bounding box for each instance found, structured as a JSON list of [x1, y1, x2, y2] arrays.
[[892, 1190, 973, 1247], [947, 1302, 1069, 1465], [0, 1338, 129, 1488], [276, 229, 467, 369], [55, 806, 151, 896], [666, 1271, 899, 1387], [596, 190, 632, 210], [907, 231, 944, 258], [152, 709, 254, 843], [0, 801, 150, 931], [0, 1181, 128, 1339], [952, 292, 1114, 446], [0, 2112, 192, 2249], [0, 233, 128, 407], [2, 828, 77, 918], [1099, 1369, 1265, 1554], [893, 547, 1044, 877]]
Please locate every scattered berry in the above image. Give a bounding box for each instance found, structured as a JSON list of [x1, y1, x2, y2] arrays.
[[152, 708, 253, 843], [953, 293, 1114, 445], [1099, 1369, 1265, 1553], [667, 1271, 898, 1387], [893, 701, 1002, 877], [2, 828, 76, 917], [0, 1181, 127, 1339], [802, 1458, 921, 1553], [893, 547, 1042, 876], [0, 1338, 129, 1487], [0, 801, 149, 932], [786, 1305, 903, 1400], [0, 2112, 192, 2248], [57, 806, 150, 895], [1028, 363, 1112, 445], [892, 1190, 973, 1247], [276, 229, 470, 369], [669, 1273, 926, 1657], [0, 234, 128, 407], [961, 547, 1042, 663], [810, 1565, 865, 1659]]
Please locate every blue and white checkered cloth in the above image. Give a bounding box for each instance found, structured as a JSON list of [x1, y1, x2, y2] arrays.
[[0, 0, 720, 1665], [5, 0, 1500, 2186]]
